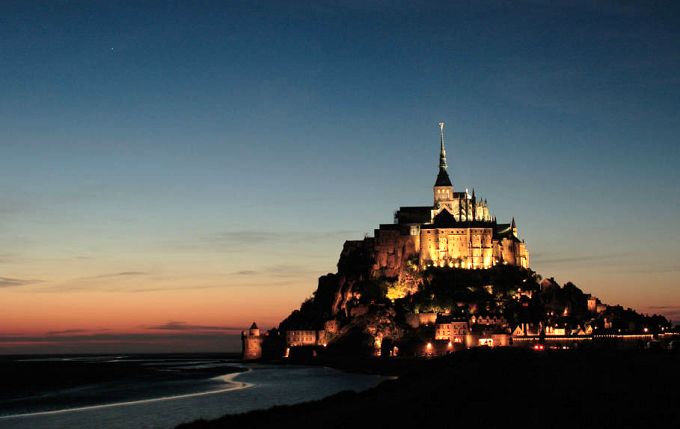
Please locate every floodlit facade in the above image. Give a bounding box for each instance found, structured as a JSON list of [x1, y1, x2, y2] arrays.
[[373, 123, 530, 276]]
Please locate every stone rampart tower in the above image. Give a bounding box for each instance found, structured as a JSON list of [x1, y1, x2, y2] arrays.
[[241, 322, 263, 360]]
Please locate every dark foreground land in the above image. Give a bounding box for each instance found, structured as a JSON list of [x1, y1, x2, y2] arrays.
[[179, 348, 680, 429]]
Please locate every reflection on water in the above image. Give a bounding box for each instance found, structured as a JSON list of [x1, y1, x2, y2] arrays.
[[0, 363, 385, 429]]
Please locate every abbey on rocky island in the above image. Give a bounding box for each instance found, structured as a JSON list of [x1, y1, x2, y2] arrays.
[[242, 123, 673, 361], [371, 123, 529, 277]]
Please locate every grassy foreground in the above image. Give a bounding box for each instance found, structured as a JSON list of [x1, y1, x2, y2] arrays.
[[178, 348, 680, 429]]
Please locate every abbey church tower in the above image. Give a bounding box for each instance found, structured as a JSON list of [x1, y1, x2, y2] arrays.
[[433, 122, 454, 210]]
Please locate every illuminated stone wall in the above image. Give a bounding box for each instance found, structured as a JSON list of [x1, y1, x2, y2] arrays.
[[285, 330, 328, 347], [494, 237, 530, 268], [435, 321, 470, 340], [434, 195, 492, 222], [373, 220, 529, 271], [241, 329, 263, 360], [419, 227, 494, 269], [373, 227, 419, 276], [405, 312, 437, 328], [434, 186, 453, 205]]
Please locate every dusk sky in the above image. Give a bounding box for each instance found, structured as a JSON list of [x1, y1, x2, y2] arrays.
[[1, 1, 679, 353]]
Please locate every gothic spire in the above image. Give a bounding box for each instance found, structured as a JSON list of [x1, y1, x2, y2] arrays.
[[439, 121, 447, 170], [434, 122, 452, 187]]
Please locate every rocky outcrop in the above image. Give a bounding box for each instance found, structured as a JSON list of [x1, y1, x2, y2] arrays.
[[279, 238, 378, 330], [275, 234, 672, 358]]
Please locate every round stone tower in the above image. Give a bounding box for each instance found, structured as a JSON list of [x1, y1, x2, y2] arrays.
[[241, 322, 263, 360]]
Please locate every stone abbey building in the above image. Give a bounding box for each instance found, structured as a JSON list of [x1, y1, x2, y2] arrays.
[[372, 123, 529, 276]]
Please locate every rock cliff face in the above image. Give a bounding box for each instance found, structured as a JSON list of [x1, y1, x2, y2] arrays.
[[279, 238, 379, 331], [278, 233, 426, 328]]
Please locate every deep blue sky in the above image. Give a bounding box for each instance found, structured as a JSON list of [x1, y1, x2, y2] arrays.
[[1, 1, 679, 352]]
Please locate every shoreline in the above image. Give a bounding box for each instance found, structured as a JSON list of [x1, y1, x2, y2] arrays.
[[255, 355, 428, 378], [0, 370, 253, 420], [0, 356, 247, 418], [0, 362, 386, 429]]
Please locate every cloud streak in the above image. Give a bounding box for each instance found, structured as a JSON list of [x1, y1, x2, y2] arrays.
[[0, 199, 35, 219], [178, 230, 362, 253], [618, 265, 680, 274], [31, 277, 303, 294], [45, 328, 111, 336], [647, 306, 680, 310], [0, 331, 242, 353], [0, 276, 40, 288], [145, 321, 245, 332], [532, 253, 628, 266], [642, 306, 680, 322], [231, 264, 316, 278], [82, 271, 149, 280]]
